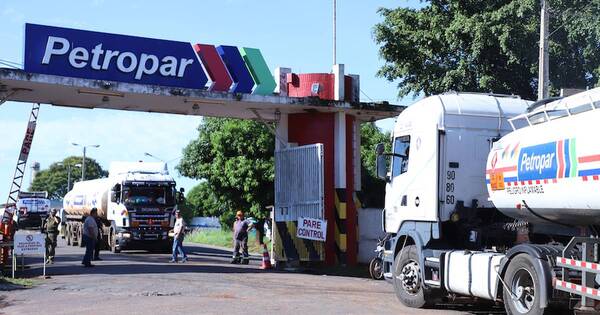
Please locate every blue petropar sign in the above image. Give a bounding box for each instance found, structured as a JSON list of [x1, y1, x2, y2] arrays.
[[518, 141, 557, 181], [24, 23, 208, 89]]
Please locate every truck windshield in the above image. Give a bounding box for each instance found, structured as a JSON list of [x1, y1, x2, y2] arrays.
[[122, 186, 175, 206], [392, 136, 410, 177]]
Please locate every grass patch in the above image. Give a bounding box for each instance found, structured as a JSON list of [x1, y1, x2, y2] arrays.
[[186, 228, 271, 254], [0, 277, 37, 288]]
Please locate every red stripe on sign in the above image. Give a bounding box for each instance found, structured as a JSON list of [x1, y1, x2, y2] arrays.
[[528, 180, 533, 185], [592, 263, 598, 270], [521, 181, 526, 186], [513, 182, 518, 186], [594, 176, 599, 181], [553, 179, 558, 183], [536, 180, 540, 184], [593, 289, 599, 296], [582, 261, 588, 268], [558, 140, 565, 179], [579, 154, 600, 163], [571, 283, 577, 290], [583, 176, 589, 181], [570, 259, 577, 266], [544, 179, 548, 184], [560, 257, 567, 264], [485, 166, 517, 174], [507, 182, 512, 186]]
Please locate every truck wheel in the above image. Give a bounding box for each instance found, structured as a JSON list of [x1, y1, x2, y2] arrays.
[[392, 245, 427, 308], [369, 257, 384, 280], [78, 227, 84, 248], [110, 229, 121, 253], [503, 254, 544, 315], [66, 226, 71, 246]]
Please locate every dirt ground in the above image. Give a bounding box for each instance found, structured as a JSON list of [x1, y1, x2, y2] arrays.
[[0, 239, 504, 315]]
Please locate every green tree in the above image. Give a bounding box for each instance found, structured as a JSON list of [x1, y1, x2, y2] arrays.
[[374, 1, 600, 100], [359, 122, 390, 208], [177, 118, 274, 226], [29, 156, 107, 200]]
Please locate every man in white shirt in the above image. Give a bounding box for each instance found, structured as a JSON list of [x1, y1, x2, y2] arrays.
[[170, 209, 188, 263], [81, 208, 99, 267]]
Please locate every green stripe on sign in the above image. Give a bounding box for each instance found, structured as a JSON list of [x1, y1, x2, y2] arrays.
[[239, 47, 276, 95], [570, 138, 577, 178]]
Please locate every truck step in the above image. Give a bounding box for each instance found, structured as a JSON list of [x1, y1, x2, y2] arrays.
[[424, 279, 441, 287]]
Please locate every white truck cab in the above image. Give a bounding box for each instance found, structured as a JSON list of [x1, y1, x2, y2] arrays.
[[380, 92, 529, 234]]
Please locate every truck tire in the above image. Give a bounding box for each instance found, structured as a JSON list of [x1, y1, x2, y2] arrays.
[[503, 254, 544, 315], [66, 225, 72, 246], [78, 226, 84, 248], [392, 245, 428, 308], [110, 228, 121, 253]]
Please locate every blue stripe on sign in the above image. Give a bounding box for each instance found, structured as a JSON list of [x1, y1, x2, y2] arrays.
[[503, 176, 518, 182], [578, 168, 600, 176], [485, 179, 490, 184], [564, 139, 570, 177]]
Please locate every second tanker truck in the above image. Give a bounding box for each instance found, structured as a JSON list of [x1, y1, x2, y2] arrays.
[[62, 161, 183, 253], [376, 89, 600, 314]]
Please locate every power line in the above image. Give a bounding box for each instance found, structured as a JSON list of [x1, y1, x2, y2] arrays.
[[360, 89, 375, 102]]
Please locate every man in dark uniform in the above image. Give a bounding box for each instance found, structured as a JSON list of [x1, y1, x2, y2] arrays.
[[43, 208, 61, 264], [94, 215, 103, 261]]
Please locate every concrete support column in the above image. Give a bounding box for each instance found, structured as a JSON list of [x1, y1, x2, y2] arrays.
[[275, 113, 289, 151], [333, 111, 348, 264], [333, 64, 344, 101], [274, 67, 291, 96]]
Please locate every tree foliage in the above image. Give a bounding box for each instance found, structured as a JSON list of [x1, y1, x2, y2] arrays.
[[359, 122, 390, 208], [177, 118, 274, 226], [29, 156, 107, 200], [179, 118, 391, 224], [374, 0, 600, 100]]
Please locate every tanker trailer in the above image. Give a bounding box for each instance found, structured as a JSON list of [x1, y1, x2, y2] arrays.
[[63, 161, 182, 253], [374, 89, 600, 314]]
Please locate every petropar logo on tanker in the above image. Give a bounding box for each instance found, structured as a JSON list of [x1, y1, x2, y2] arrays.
[[516, 139, 576, 181]]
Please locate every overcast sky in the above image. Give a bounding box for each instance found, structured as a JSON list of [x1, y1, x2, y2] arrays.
[[0, 0, 422, 199]]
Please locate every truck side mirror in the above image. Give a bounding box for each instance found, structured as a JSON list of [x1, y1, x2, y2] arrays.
[[111, 184, 121, 203], [375, 143, 389, 181]]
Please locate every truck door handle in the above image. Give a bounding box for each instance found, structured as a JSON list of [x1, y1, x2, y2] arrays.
[[401, 195, 407, 206]]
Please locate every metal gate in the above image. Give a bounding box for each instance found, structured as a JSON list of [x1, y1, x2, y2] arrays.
[[272, 144, 325, 262]]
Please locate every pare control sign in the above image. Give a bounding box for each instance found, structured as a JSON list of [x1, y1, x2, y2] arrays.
[[297, 217, 327, 242]]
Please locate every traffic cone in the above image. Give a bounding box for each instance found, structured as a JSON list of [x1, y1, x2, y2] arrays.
[[260, 244, 272, 270]]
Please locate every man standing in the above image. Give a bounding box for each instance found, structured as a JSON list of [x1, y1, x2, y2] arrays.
[[82, 208, 99, 267], [43, 208, 61, 264], [93, 216, 103, 261], [231, 210, 249, 265], [170, 210, 187, 263]]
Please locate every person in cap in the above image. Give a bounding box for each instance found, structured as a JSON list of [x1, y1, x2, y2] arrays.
[[43, 208, 61, 264], [82, 208, 99, 267], [231, 210, 250, 264], [170, 209, 188, 263]]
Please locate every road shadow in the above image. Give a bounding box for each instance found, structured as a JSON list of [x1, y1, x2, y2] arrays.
[[11, 243, 271, 278]]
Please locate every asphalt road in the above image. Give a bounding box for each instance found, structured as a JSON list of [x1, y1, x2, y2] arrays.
[[0, 238, 503, 315]]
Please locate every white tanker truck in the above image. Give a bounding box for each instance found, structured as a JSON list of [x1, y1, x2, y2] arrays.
[[376, 90, 600, 314], [62, 161, 183, 253]]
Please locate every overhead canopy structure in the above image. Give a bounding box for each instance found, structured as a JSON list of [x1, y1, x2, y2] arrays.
[[0, 68, 402, 122]]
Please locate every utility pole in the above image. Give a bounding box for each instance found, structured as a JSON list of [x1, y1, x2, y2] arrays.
[[72, 143, 100, 181], [538, 0, 550, 100], [333, 0, 337, 66]]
